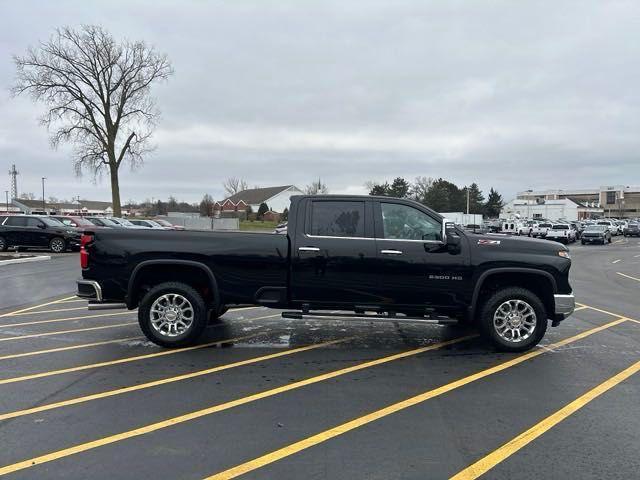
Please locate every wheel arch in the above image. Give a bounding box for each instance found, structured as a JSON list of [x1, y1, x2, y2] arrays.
[[127, 259, 220, 310], [470, 268, 557, 321]]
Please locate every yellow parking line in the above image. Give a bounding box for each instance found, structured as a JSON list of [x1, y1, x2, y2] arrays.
[[0, 318, 278, 385], [203, 317, 627, 480], [0, 335, 474, 475], [0, 336, 144, 361], [0, 295, 76, 318], [616, 271, 640, 283], [611, 259, 621, 264], [9, 307, 89, 317], [57, 299, 86, 304], [0, 322, 138, 343], [450, 359, 640, 480], [0, 337, 353, 421], [573, 306, 587, 311], [0, 311, 133, 329], [577, 303, 640, 324]]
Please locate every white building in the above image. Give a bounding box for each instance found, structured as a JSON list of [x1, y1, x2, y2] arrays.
[[501, 198, 603, 222]]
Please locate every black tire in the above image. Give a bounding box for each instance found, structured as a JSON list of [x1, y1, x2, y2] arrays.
[[0, 236, 7, 252], [49, 237, 66, 253], [581, 240, 585, 245], [478, 287, 548, 352], [138, 282, 208, 347], [608, 237, 612, 243]]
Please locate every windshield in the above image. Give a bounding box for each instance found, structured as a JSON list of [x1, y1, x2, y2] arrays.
[[115, 218, 135, 226], [585, 226, 606, 232], [552, 225, 569, 230]]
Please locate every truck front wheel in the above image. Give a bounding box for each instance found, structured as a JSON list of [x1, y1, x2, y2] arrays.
[[138, 282, 208, 348], [478, 287, 547, 352]]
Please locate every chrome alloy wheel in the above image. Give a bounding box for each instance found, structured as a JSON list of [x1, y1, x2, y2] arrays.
[[493, 299, 537, 343], [150, 293, 194, 338], [50, 238, 65, 253]]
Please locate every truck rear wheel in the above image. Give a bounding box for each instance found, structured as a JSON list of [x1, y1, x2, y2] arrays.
[[478, 287, 547, 352], [138, 282, 208, 348]]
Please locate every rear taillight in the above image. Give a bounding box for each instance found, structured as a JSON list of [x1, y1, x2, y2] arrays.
[[80, 233, 93, 269]]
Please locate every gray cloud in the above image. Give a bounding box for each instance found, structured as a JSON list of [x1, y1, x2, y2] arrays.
[[1, 0, 639, 203]]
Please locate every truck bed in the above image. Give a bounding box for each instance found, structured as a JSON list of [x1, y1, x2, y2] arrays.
[[82, 228, 290, 305]]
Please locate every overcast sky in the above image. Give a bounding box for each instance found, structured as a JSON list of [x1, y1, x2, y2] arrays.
[[1, 0, 639, 204]]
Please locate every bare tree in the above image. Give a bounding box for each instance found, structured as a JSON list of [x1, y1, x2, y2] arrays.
[[13, 25, 173, 216], [19, 192, 36, 200], [305, 178, 329, 195], [223, 177, 249, 197]]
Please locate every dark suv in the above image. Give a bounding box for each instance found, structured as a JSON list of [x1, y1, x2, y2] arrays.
[[0, 215, 81, 253]]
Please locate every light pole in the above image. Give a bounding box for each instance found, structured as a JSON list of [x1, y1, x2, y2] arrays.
[[41, 177, 46, 214], [4, 190, 8, 213]]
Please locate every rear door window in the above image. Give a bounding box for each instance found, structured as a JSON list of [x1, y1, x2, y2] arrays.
[[5, 216, 27, 227], [309, 201, 365, 237]]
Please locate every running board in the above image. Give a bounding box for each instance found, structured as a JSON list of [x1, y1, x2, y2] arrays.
[[88, 302, 127, 311], [281, 311, 458, 325]]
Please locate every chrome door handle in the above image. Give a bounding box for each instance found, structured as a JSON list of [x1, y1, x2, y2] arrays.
[[298, 246, 320, 252], [380, 249, 403, 255]]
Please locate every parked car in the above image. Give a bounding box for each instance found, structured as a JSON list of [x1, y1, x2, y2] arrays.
[[84, 217, 119, 228], [531, 222, 553, 238], [78, 195, 575, 353], [0, 215, 81, 253], [597, 220, 618, 235], [545, 224, 576, 244], [623, 222, 640, 237], [51, 215, 107, 232], [274, 222, 288, 234], [108, 217, 147, 229], [570, 222, 584, 239], [153, 219, 185, 231], [501, 221, 527, 235], [130, 219, 168, 229], [581, 225, 612, 245]]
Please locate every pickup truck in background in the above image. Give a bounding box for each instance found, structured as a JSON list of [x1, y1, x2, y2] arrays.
[[77, 195, 575, 352]]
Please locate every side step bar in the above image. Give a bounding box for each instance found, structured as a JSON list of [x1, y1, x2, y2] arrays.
[[88, 302, 127, 311], [281, 311, 458, 325]]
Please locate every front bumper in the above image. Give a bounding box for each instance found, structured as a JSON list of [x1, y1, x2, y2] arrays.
[[554, 293, 575, 321]]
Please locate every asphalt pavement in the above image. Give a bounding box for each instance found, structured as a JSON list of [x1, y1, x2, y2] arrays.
[[0, 238, 638, 479]]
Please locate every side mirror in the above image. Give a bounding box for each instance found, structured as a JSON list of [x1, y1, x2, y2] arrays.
[[443, 221, 460, 246], [37, 223, 46, 229]]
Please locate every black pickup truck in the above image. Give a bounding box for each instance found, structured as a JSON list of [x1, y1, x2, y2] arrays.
[[77, 195, 575, 351]]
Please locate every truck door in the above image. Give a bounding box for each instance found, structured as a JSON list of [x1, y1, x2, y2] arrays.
[[373, 200, 468, 311], [290, 198, 381, 307]]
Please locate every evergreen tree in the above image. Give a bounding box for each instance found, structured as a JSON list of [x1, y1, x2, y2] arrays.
[[466, 183, 485, 214], [484, 188, 504, 218], [369, 182, 390, 196], [281, 207, 289, 222], [388, 177, 411, 198], [257, 202, 269, 219]]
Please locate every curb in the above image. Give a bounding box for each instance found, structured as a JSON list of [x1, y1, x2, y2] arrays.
[[0, 256, 52, 266]]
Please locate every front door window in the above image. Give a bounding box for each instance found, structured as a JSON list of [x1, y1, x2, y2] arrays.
[[380, 203, 442, 241]]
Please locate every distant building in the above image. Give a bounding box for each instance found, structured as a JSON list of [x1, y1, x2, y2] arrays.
[[11, 198, 125, 216], [215, 185, 303, 214], [516, 185, 640, 218], [501, 198, 603, 222]]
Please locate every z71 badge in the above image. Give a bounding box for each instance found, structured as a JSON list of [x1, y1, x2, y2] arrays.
[[478, 239, 501, 245]]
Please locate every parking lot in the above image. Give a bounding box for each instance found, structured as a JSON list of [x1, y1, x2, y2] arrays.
[[0, 239, 638, 479]]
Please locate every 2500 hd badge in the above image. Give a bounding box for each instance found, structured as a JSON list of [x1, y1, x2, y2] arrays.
[[429, 274, 463, 281]]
